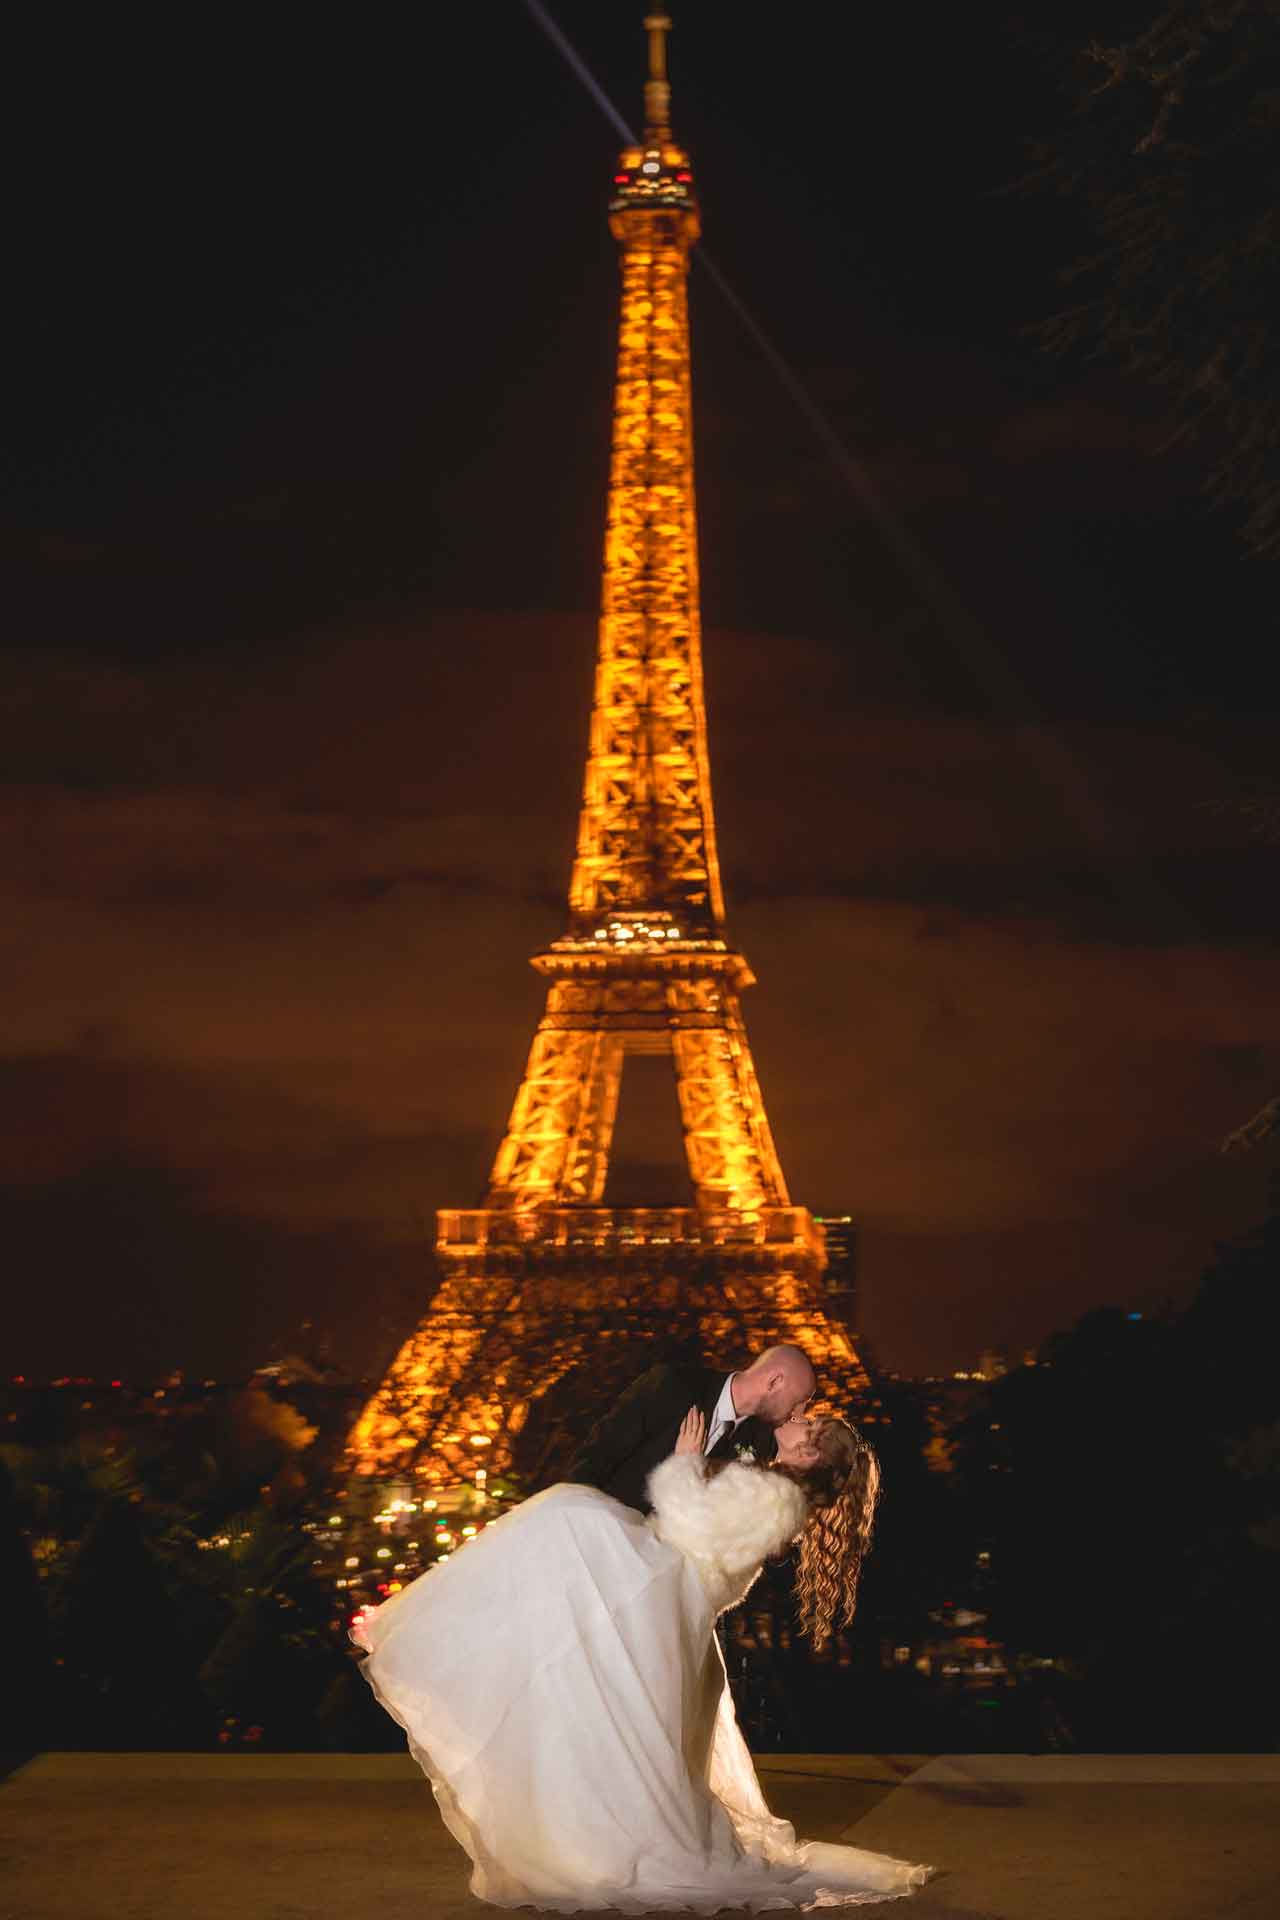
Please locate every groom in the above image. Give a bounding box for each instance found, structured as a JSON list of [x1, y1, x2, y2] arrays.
[[565, 1344, 817, 1515]]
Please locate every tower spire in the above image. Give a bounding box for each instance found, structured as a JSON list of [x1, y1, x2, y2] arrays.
[[644, 11, 672, 138], [570, 14, 710, 936]]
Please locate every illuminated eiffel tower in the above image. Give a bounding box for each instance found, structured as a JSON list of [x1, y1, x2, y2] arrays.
[[346, 14, 870, 1506]]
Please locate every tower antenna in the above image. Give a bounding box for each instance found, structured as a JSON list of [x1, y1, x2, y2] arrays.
[[644, 11, 672, 138]]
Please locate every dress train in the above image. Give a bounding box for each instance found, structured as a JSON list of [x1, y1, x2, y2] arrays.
[[352, 1482, 935, 1911]]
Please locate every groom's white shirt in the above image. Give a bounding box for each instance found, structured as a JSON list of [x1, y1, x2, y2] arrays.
[[704, 1372, 743, 1455]]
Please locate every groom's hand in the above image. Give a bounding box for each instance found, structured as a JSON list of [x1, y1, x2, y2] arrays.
[[674, 1407, 706, 1456]]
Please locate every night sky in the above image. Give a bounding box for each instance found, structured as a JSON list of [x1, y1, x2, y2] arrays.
[[6, 4, 1277, 1383]]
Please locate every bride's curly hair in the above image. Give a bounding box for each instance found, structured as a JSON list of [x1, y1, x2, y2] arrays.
[[773, 1417, 881, 1652]]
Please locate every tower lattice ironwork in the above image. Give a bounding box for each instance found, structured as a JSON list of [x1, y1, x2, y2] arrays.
[[346, 14, 870, 1506]]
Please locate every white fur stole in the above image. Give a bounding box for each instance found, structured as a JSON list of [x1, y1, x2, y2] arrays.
[[645, 1453, 809, 1614]]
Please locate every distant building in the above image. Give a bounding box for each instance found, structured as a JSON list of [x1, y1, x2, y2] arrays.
[[815, 1215, 858, 1332], [254, 1353, 333, 1387], [976, 1347, 1009, 1381]]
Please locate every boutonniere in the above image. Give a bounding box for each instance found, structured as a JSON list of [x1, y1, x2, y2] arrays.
[[734, 1444, 757, 1464]]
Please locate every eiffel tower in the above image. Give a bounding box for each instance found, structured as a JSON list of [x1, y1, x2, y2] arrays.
[[346, 14, 870, 1506]]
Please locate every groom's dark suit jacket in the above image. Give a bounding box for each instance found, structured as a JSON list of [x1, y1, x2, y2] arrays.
[[565, 1361, 778, 1515]]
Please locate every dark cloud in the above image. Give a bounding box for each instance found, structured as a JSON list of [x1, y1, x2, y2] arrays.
[[2, 1157, 433, 1383], [5, 613, 1277, 1378], [738, 849, 1278, 946]]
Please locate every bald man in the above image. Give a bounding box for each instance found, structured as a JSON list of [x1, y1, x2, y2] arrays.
[[564, 1345, 816, 1516]]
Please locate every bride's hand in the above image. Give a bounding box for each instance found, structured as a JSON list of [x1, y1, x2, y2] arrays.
[[674, 1407, 706, 1455]]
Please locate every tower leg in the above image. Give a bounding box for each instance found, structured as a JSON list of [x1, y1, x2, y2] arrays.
[[671, 1009, 789, 1214], [486, 1026, 624, 1206]]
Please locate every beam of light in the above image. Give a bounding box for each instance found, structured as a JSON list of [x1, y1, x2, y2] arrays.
[[686, 249, 1123, 846], [522, 0, 637, 143], [519, 4, 1226, 963]]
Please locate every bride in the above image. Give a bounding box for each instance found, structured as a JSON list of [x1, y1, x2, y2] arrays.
[[351, 1405, 936, 1912]]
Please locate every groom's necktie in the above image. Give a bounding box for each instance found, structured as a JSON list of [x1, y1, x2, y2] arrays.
[[706, 1420, 744, 1463], [704, 1376, 742, 1458]]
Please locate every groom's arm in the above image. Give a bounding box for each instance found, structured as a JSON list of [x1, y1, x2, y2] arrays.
[[564, 1362, 687, 1492]]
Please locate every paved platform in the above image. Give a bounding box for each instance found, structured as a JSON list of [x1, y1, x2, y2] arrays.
[[2, 1751, 1277, 1918]]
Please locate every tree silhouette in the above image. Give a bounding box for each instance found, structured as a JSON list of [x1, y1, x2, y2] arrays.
[[1029, 0, 1280, 553], [0, 1454, 52, 1761], [198, 1509, 348, 1748], [58, 1495, 211, 1748], [952, 1190, 1280, 1752]]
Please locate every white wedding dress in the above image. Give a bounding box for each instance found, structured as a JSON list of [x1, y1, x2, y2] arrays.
[[351, 1454, 936, 1912]]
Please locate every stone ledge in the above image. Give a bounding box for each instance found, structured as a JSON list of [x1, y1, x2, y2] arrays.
[[3, 1752, 1276, 1919]]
